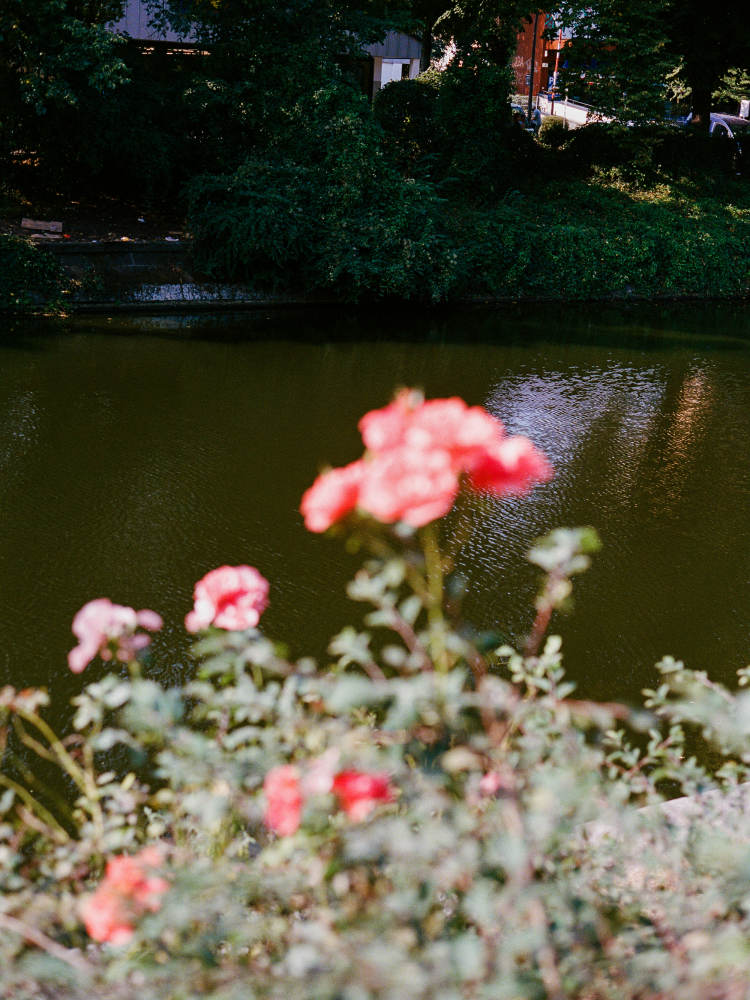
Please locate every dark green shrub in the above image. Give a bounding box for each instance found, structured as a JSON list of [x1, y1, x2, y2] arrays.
[[184, 158, 315, 286], [0, 234, 69, 312], [2, 40, 312, 204], [561, 122, 738, 185], [446, 181, 750, 301], [185, 84, 461, 301], [538, 114, 570, 148], [2, 50, 188, 202], [737, 134, 750, 178], [639, 125, 736, 180], [562, 122, 644, 170], [435, 63, 548, 203], [313, 175, 459, 301], [372, 71, 442, 171]]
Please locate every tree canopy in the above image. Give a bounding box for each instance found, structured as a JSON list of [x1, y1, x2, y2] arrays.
[[3, 0, 750, 210], [146, 0, 413, 56], [4, 0, 750, 127], [552, 0, 750, 126], [0, 0, 127, 113], [666, 0, 750, 126]]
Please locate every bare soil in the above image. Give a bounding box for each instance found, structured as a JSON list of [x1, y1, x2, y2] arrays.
[[0, 193, 188, 245]]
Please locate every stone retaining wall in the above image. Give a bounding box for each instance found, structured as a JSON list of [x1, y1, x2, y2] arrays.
[[47, 241, 323, 312]]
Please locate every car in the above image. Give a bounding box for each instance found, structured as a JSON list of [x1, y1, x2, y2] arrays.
[[682, 112, 750, 138], [682, 112, 750, 172], [707, 112, 750, 138]]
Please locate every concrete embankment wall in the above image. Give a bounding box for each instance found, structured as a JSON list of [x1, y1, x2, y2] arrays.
[[48, 241, 323, 312], [48, 239, 743, 312]]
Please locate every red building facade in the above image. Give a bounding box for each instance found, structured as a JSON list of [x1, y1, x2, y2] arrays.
[[513, 14, 568, 98], [512, 14, 545, 96]]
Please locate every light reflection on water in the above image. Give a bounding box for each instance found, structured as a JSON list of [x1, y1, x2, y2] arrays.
[[2, 304, 750, 713]]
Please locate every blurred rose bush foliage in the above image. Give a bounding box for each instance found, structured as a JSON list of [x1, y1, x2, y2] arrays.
[[3, 392, 750, 1000]]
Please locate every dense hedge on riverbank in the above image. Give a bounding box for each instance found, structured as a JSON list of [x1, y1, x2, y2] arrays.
[[460, 179, 750, 301], [184, 79, 750, 304], [188, 171, 750, 304], [5, 176, 750, 312]]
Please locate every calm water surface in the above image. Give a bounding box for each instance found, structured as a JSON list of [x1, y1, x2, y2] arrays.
[[3, 303, 750, 708]]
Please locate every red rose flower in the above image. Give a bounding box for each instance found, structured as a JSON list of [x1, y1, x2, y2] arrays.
[[465, 436, 553, 495], [332, 770, 393, 821], [357, 445, 459, 528], [300, 460, 366, 533], [300, 392, 553, 532]]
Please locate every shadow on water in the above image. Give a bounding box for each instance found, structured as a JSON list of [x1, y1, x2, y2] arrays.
[[6, 300, 750, 349], [2, 300, 750, 731]]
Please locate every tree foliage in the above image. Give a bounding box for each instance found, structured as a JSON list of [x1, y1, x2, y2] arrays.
[[714, 68, 750, 108], [553, 0, 673, 123], [0, 0, 128, 114], [147, 0, 413, 58], [666, 0, 750, 125], [552, 0, 750, 126]]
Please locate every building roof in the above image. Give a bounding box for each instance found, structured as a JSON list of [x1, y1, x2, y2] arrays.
[[364, 32, 422, 60]]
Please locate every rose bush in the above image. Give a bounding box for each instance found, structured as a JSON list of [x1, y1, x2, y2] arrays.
[[2, 391, 750, 1000]]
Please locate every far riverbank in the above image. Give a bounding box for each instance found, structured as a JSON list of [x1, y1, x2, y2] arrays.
[[3, 174, 750, 314]]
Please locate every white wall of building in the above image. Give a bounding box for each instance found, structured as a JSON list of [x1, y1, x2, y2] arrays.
[[108, 0, 192, 43], [372, 57, 420, 93]]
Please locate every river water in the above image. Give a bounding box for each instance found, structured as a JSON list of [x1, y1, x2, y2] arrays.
[[2, 303, 750, 709]]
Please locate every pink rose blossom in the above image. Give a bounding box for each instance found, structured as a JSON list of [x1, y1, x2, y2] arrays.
[[358, 389, 419, 452], [465, 436, 554, 495], [134, 609, 163, 632], [81, 846, 169, 945], [264, 765, 304, 836], [406, 399, 504, 464], [301, 391, 553, 532], [68, 599, 163, 674], [359, 393, 503, 467], [300, 460, 367, 533], [185, 565, 269, 632], [332, 771, 394, 821], [357, 446, 459, 527], [478, 771, 504, 796]]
